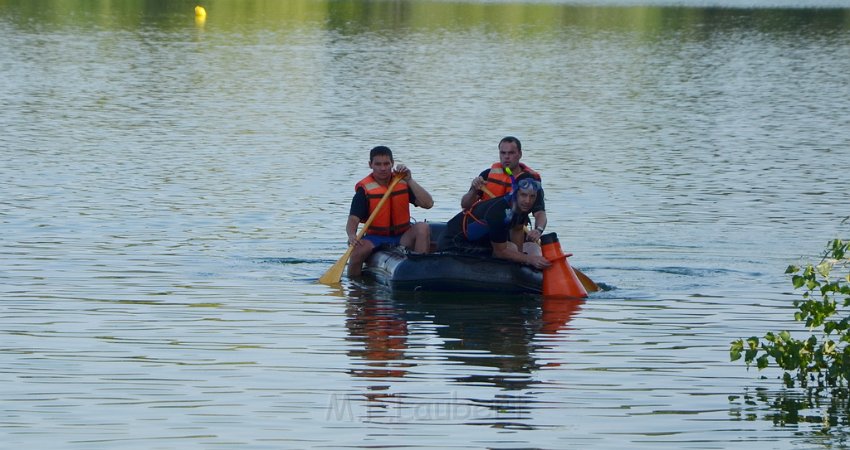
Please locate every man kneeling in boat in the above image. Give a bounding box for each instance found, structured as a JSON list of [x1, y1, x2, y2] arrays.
[[437, 178, 551, 270], [347, 145, 434, 278]]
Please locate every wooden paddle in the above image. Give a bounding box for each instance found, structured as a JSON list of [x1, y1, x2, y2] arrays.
[[480, 185, 497, 198], [318, 173, 404, 285], [573, 266, 600, 292]]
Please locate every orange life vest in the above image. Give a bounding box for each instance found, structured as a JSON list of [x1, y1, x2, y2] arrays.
[[355, 175, 412, 236], [482, 162, 541, 200]]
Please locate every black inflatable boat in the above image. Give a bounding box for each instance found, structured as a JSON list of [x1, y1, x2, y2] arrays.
[[362, 223, 543, 293]]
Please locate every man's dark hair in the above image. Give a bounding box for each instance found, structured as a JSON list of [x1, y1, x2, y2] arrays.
[[499, 136, 522, 152], [369, 145, 394, 162]]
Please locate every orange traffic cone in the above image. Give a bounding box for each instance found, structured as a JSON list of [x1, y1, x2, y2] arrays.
[[540, 233, 588, 298]]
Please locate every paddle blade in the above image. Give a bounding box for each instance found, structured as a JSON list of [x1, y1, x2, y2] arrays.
[[318, 246, 354, 285], [574, 268, 600, 293]]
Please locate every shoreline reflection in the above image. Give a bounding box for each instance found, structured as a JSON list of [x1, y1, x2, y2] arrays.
[[731, 386, 850, 443]]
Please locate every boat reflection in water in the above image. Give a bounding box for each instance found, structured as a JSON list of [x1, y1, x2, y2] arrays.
[[342, 282, 583, 424], [345, 285, 582, 383], [345, 291, 413, 379]]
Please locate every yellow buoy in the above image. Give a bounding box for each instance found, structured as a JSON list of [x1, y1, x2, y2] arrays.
[[194, 5, 206, 25]]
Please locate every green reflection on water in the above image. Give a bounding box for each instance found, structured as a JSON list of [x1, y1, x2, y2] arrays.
[[3, 0, 849, 35]]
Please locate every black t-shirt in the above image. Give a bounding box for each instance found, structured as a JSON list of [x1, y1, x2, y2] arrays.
[[349, 185, 417, 220], [478, 168, 545, 213]]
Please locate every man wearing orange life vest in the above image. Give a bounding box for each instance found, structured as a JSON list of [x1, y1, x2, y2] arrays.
[[346, 146, 434, 278], [460, 136, 547, 244]]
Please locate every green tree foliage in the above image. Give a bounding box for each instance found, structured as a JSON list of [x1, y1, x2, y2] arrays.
[[732, 238, 850, 388]]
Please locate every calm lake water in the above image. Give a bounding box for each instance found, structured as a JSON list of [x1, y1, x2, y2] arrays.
[[3, 0, 850, 448]]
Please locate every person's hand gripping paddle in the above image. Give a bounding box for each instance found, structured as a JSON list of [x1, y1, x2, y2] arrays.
[[318, 173, 405, 285]]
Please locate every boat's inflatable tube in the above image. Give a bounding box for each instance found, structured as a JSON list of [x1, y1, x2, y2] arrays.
[[363, 223, 543, 293]]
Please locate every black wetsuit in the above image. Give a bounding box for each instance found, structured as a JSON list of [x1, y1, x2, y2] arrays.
[[437, 196, 526, 254]]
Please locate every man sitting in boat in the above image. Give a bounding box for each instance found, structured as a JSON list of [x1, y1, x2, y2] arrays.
[[460, 136, 548, 244], [346, 146, 434, 278], [437, 178, 551, 271]]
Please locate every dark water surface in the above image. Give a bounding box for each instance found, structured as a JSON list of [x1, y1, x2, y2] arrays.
[[3, 0, 850, 448]]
